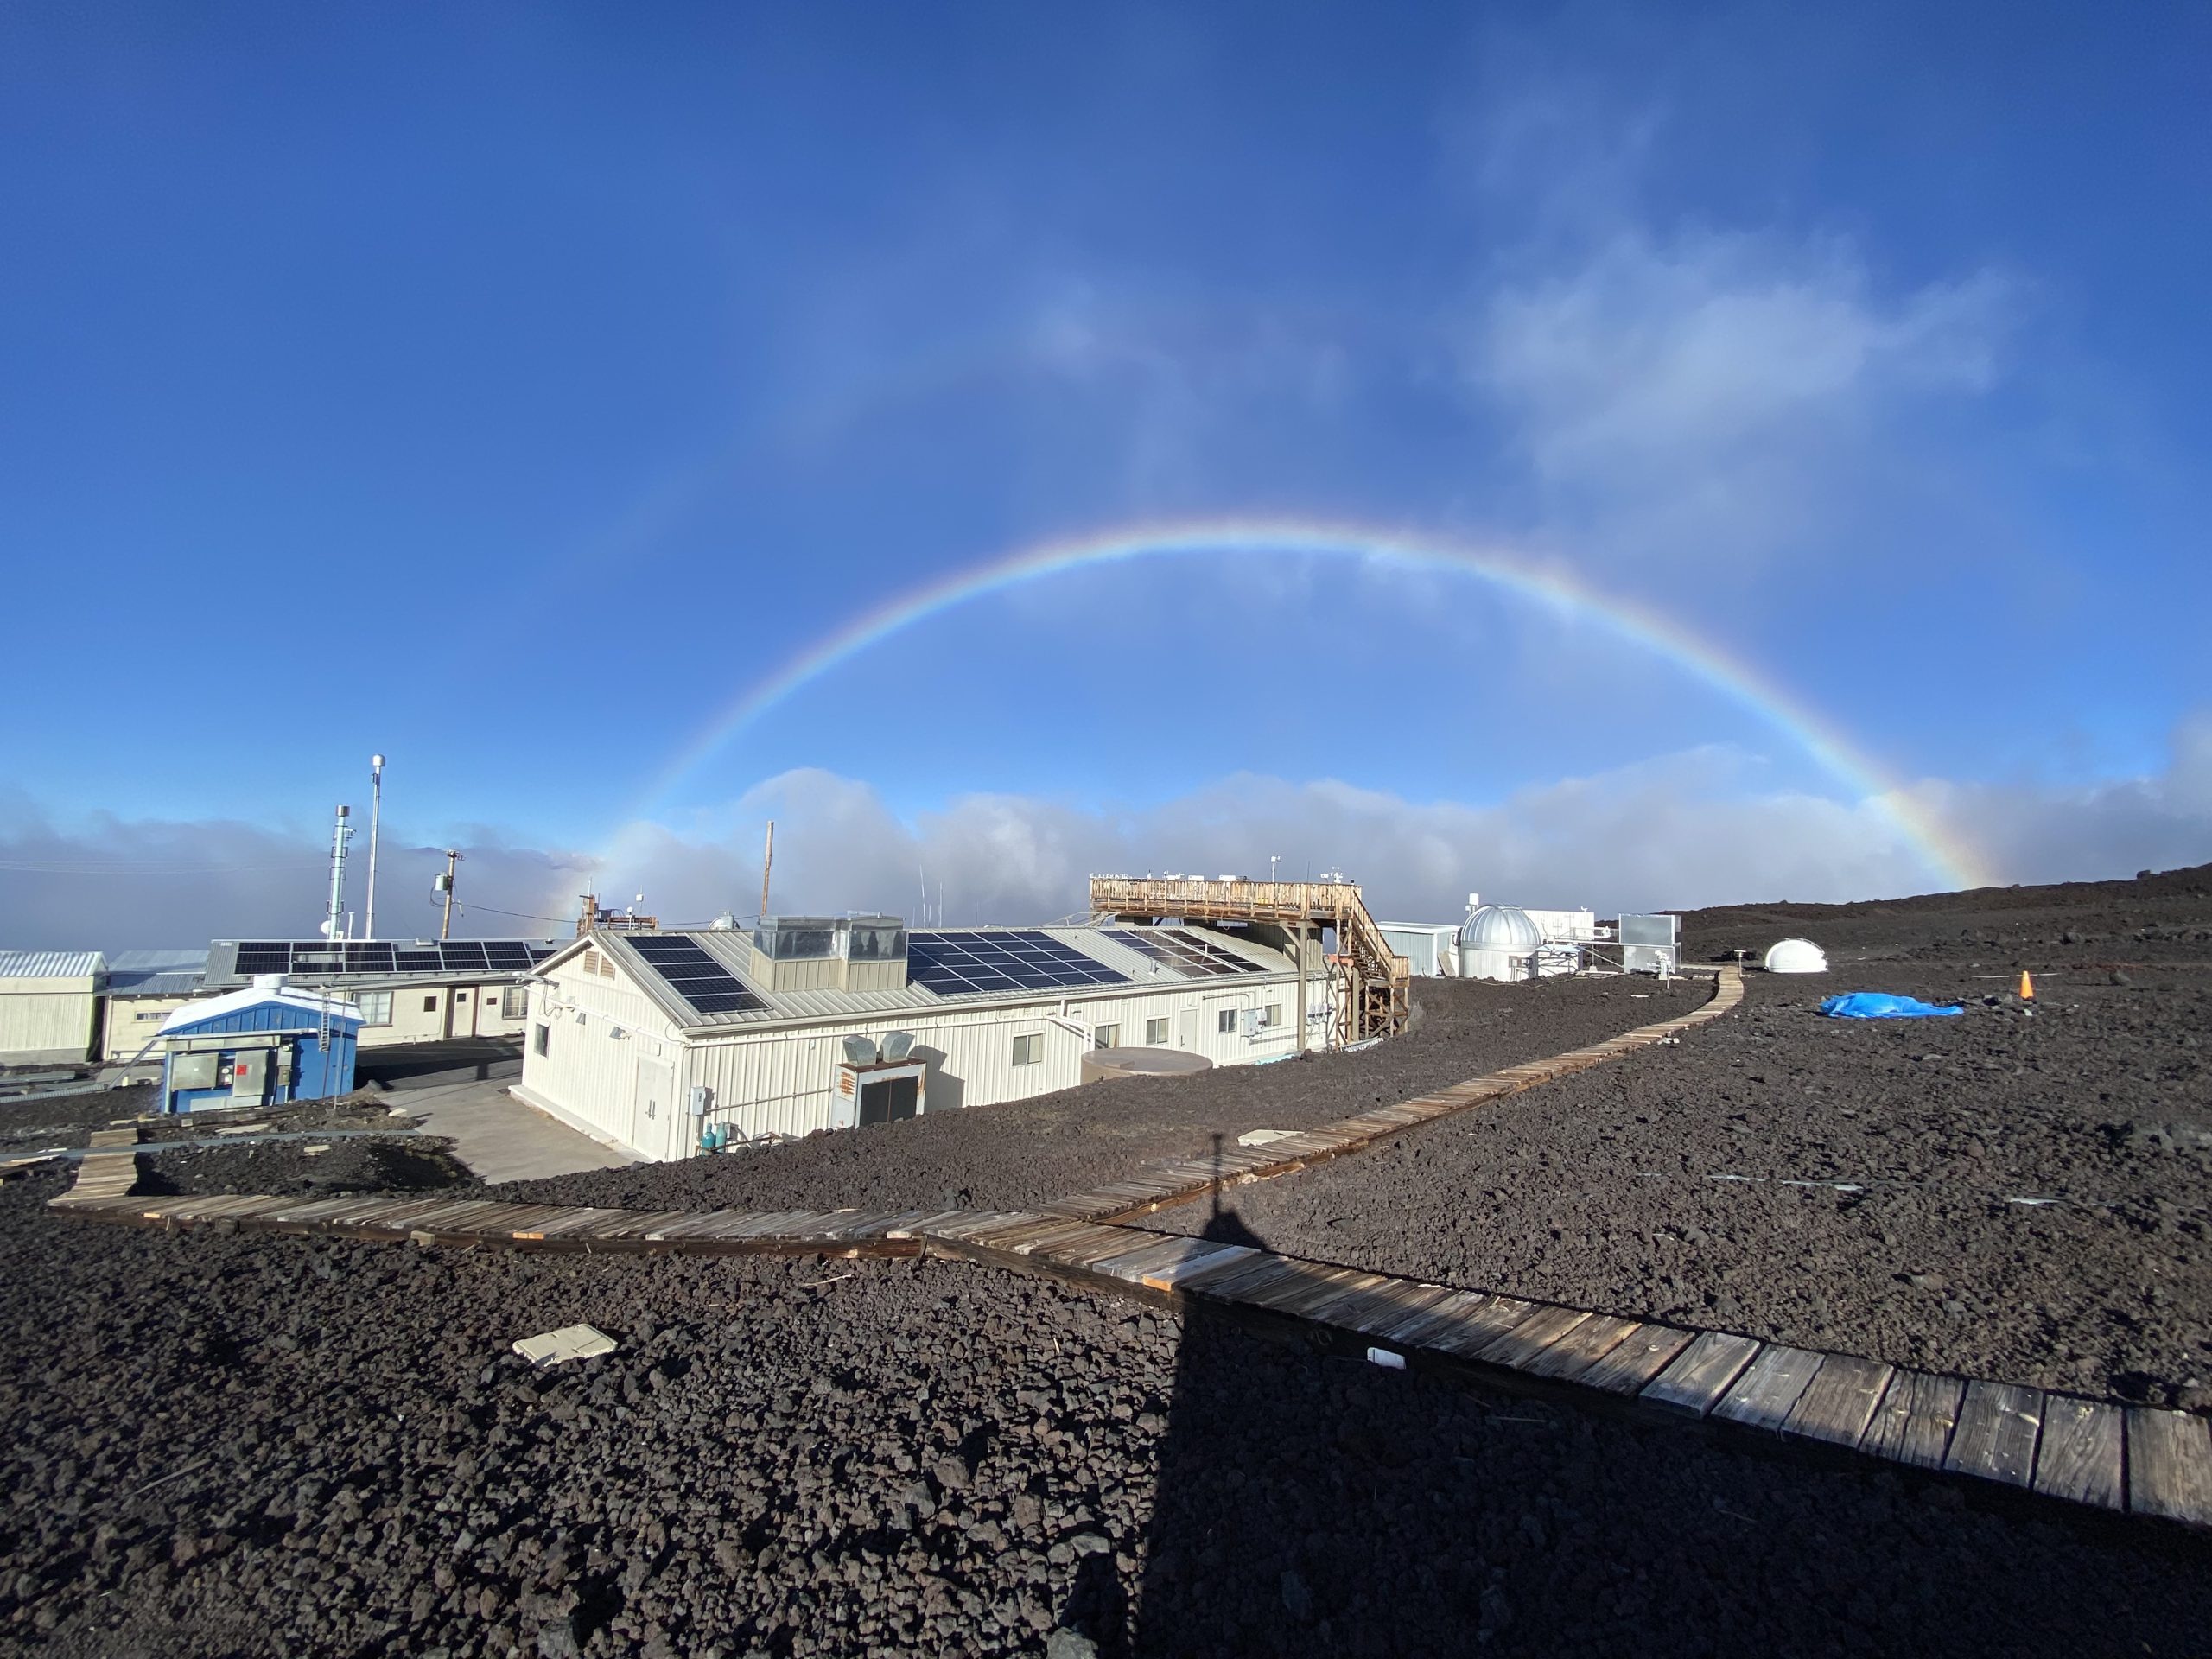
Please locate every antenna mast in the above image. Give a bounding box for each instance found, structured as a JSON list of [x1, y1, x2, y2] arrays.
[[325, 804, 353, 948], [365, 754, 385, 939], [760, 820, 775, 919]]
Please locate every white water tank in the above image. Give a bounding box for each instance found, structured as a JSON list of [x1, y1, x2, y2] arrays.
[[1458, 905, 1541, 982], [1764, 938, 1827, 974]]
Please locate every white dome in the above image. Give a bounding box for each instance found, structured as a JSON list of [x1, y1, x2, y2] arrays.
[[1764, 937, 1827, 974], [1459, 905, 1541, 950]]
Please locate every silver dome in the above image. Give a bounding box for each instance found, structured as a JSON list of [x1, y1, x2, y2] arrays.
[[1458, 905, 1541, 949]]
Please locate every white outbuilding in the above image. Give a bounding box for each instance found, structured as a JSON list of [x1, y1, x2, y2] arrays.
[[1457, 906, 1543, 982], [518, 916, 1335, 1161], [1764, 938, 1829, 974], [0, 950, 105, 1065]]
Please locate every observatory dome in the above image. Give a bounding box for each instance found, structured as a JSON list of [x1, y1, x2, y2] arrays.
[[1458, 905, 1541, 950], [1764, 937, 1828, 974]]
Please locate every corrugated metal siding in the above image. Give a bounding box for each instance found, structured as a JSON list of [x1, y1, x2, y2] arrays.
[[0, 950, 104, 980], [0, 988, 99, 1061], [518, 959, 683, 1147]]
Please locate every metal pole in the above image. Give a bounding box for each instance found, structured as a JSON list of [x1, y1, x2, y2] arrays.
[[439, 849, 462, 939], [325, 804, 353, 948], [365, 754, 385, 939], [760, 820, 775, 920]]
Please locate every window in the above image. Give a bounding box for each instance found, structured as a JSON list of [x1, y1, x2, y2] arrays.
[[1011, 1033, 1042, 1066], [500, 985, 528, 1019], [1092, 1024, 1119, 1050], [355, 990, 393, 1027], [1217, 1007, 1239, 1035], [422, 995, 438, 1014], [532, 1024, 550, 1058], [455, 990, 469, 1001], [1145, 1017, 1168, 1046], [1262, 1003, 1281, 1030], [134, 1008, 164, 1022]]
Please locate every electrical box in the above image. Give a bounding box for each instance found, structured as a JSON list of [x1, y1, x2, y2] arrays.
[[172, 1052, 219, 1090], [232, 1051, 270, 1101], [689, 1084, 712, 1118]]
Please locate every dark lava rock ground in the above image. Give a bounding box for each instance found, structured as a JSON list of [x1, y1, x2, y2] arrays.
[[0, 1084, 156, 1154], [139, 1135, 476, 1199], [492, 974, 1699, 1217], [1154, 875, 2212, 1403], [6, 1176, 2209, 1658]]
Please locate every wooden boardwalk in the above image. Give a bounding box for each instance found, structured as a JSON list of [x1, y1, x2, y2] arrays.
[[45, 962, 2212, 1532], [1039, 967, 1743, 1224]]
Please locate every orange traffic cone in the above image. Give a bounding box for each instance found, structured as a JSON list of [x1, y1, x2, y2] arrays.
[[2018, 971, 2035, 1001]]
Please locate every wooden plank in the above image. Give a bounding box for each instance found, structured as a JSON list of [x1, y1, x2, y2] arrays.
[[1141, 1243, 1258, 1290], [2127, 1407, 2212, 1525], [1328, 1280, 1457, 1342], [1180, 1253, 1313, 1305], [1009, 1227, 1141, 1268], [1862, 1370, 1964, 1470], [1780, 1354, 1893, 1447], [568, 1209, 696, 1239], [1641, 1331, 1763, 1417], [1470, 1304, 1592, 1370], [968, 1217, 1081, 1253], [1243, 1264, 1369, 1319], [1005, 1222, 1111, 1256], [1376, 1288, 1494, 1348], [2031, 1396, 2125, 1510], [886, 1211, 982, 1237], [926, 1211, 1037, 1243], [1088, 1236, 1240, 1287], [1714, 1345, 1826, 1431], [1942, 1381, 2043, 1489], [1300, 1271, 1410, 1325], [1516, 1312, 1641, 1382], [1420, 1296, 1542, 1361]]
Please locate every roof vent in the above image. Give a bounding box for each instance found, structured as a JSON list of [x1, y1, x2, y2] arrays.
[[880, 1030, 916, 1062], [841, 1035, 880, 1065]]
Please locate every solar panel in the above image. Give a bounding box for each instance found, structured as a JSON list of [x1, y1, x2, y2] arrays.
[[394, 949, 445, 972], [626, 934, 767, 1018], [342, 942, 397, 973], [438, 942, 490, 972], [482, 942, 534, 969], [907, 931, 1128, 996], [1105, 927, 1267, 977], [232, 942, 292, 976]]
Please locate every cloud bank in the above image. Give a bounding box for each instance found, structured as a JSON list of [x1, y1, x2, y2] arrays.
[[8, 715, 2204, 952]]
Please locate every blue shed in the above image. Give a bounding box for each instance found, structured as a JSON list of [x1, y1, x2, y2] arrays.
[[155, 978, 363, 1114]]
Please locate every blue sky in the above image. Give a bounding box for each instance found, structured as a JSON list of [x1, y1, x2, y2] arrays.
[[3, 3, 2209, 944]]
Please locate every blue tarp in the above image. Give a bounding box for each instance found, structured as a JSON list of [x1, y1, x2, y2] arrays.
[[1819, 992, 1964, 1020]]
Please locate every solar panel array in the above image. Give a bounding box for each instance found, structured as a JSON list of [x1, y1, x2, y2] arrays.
[[908, 930, 1130, 995], [227, 940, 558, 979], [1104, 927, 1268, 977], [626, 934, 768, 1017]]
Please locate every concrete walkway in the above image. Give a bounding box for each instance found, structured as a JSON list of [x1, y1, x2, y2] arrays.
[[397, 1077, 634, 1184]]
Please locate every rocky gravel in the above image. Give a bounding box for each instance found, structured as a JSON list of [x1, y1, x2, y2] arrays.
[[492, 974, 1699, 1217], [1154, 899, 2212, 1403], [0, 1084, 157, 1153], [6, 1179, 2209, 1656], [138, 1135, 476, 1199]]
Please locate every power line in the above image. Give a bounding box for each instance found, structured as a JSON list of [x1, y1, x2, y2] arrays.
[[451, 899, 579, 927]]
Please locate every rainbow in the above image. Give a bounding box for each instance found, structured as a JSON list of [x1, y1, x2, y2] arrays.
[[622, 517, 1990, 891]]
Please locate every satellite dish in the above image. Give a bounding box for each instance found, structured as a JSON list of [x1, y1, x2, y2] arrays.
[[880, 1031, 915, 1062], [318, 918, 334, 937], [841, 1035, 879, 1065]]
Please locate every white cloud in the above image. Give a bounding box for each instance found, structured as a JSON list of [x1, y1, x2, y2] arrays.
[[11, 715, 2207, 951], [1468, 228, 2012, 568]]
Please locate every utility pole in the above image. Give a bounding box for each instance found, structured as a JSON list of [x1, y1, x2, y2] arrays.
[[437, 849, 463, 939], [365, 753, 385, 939], [759, 820, 775, 920], [324, 804, 353, 949]]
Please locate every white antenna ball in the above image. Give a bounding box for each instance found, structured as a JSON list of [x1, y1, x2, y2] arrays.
[[319, 918, 334, 936], [634, 893, 644, 905], [372, 753, 385, 768]]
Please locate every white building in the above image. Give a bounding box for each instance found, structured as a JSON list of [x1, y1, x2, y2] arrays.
[[518, 916, 1334, 1161], [1376, 923, 1460, 977], [196, 938, 562, 1049], [0, 951, 105, 1065]]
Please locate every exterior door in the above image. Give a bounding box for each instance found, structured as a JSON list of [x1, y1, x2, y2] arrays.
[[632, 1057, 675, 1160], [1177, 1007, 1198, 1050]]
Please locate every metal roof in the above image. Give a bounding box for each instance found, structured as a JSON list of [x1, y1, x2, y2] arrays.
[[105, 970, 205, 998], [563, 922, 1296, 1036], [107, 949, 210, 973], [0, 950, 105, 980]]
